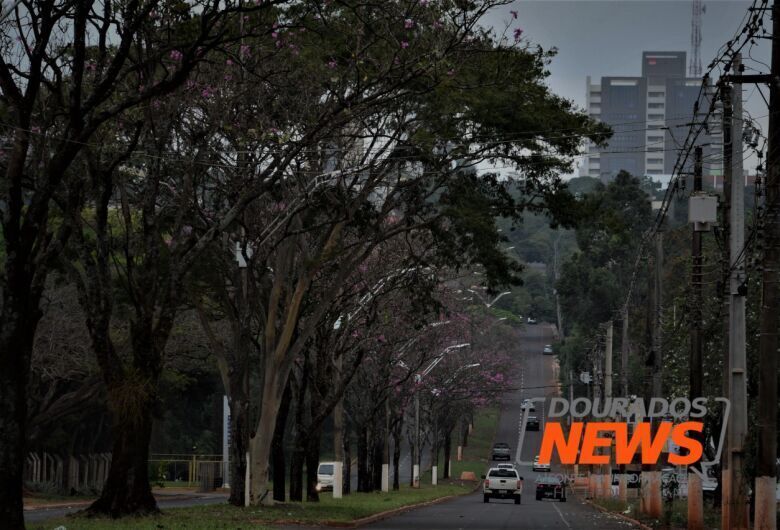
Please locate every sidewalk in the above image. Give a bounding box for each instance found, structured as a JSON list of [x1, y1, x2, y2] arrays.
[[23, 487, 226, 512]]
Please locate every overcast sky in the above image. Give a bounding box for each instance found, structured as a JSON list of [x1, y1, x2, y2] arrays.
[[482, 0, 770, 176]]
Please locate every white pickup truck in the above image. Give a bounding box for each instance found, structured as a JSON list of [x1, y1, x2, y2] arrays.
[[482, 467, 523, 504]]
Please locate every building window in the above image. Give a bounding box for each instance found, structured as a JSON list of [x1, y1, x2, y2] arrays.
[[648, 102, 665, 109], [648, 113, 665, 120], [647, 158, 664, 164], [647, 169, 663, 175], [648, 135, 664, 142], [647, 147, 663, 152], [648, 91, 665, 97]]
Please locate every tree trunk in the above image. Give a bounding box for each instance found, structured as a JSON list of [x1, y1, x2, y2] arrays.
[[357, 426, 369, 492], [392, 425, 401, 491], [0, 312, 38, 529], [443, 429, 452, 479], [371, 428, 383, 491], [227, 391, 250, 506], [289, 443, 305, 502], [249, 355, 293, 505], [305, 426, 322, 502], [289, 371, 309, 502], [460, 419, 469, 448], [343, 422, 351, 495], [271, 383, 292, 503], [85, 377, 158, 517]]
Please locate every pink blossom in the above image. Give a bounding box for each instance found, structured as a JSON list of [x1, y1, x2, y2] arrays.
[[510, 10, 518, 19], [169, 50, 183, 61], [401, 40, 409, 49], [327, 58, 337, 69], [271, 31, 279, 39], [224, 74, 233, 81], [420, 0, 429, 5], [226, 58, 234, 66], [240, 44, 251, 57], [404, 18, 414, 29], [447, 69, 455, 77], [433, 20, 443, 29], [513, 28, 523, 42], [201, 86, 214, 98]]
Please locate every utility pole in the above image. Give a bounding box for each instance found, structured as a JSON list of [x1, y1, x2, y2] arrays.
[[618, 308, 629, 502], [643, 232, 664, 518], [725, 54, 750, 530], [603, 321, 613, 499], [719, 78, 732, 527], [414, 387, 421, 488], [688, 146, 705, 530], [755, 2, 780, 526]]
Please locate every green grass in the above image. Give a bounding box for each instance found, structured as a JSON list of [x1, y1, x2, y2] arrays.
[[32, 408, 499, 529]]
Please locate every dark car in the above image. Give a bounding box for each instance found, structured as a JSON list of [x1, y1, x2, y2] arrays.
[[526, 416, 540, 431], [535, 475, 567, 502], [491, 442, 511, 461]]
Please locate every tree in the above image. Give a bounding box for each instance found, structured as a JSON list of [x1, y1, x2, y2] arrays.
[[0, 1, 267, 524]]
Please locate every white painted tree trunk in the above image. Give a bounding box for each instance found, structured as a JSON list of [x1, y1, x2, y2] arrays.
[[381, 464, 389, 492], [333, 462, 343, 499]]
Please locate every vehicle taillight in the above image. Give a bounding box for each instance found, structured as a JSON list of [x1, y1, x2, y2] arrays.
[[484, 479, 490, 488], [516, 480, 522, 489]]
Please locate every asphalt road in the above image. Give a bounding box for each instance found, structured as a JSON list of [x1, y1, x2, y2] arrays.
[[366, 323, 640, 530]]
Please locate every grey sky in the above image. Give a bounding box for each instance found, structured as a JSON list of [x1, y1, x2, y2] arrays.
[[483, 0, 770, 175]]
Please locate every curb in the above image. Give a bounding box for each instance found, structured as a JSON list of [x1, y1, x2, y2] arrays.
[[578, 495, 652, 530], [23, 500, 93, 511], [340, 484, 479, 528]]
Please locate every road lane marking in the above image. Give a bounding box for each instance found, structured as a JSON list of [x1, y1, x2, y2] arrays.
[[552, 501, 571, 528]]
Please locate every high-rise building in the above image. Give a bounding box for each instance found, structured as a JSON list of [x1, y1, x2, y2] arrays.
[[581, 51, 722, 183]]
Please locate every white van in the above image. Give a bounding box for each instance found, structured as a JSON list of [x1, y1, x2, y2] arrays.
[[316, 462, 336, 492]]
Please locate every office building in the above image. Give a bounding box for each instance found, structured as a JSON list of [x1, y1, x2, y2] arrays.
[[581, 51, 722, 183]]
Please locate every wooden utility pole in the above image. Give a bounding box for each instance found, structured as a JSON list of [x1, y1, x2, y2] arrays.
[[688, 146, 705, 530], [755, 2, 780, 526]]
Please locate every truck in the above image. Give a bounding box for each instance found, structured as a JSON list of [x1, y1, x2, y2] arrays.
[[482, 467, 523, 504]]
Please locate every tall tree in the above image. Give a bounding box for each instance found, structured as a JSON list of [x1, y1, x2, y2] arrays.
[[0, 1, 266, 524]]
